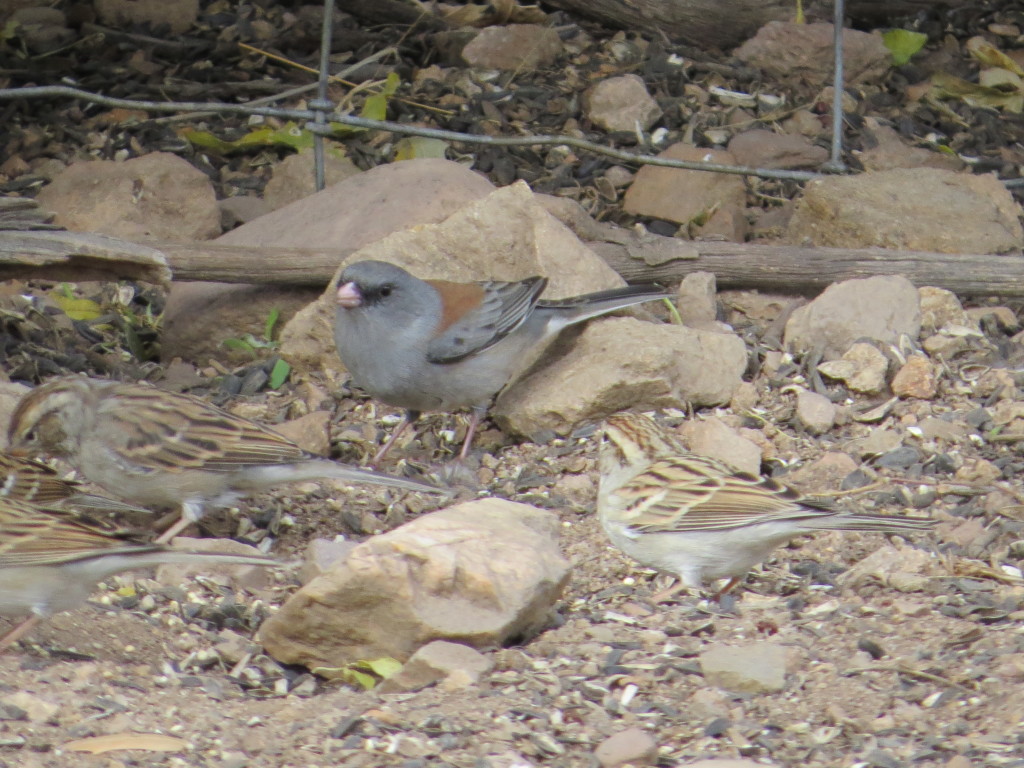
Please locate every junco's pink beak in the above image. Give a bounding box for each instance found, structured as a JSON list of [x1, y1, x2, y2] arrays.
[[336, 282, 363, 308]]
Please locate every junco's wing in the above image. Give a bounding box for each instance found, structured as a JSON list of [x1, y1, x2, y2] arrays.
[[100, 386, 311, 474], [611, 453, 841, 533], [425, 277, 548, 364]]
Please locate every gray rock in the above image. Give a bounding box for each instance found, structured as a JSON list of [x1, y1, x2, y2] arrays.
[[378, 641, 494, 693], [594, 727, 658, 767], [784, 276, 921, 360], [493, 317, 747, 440], [700, 642, 788, 694], [584, 75, 662, 133], [795, 390, 836, 435], [786, 168, 1022, 254], [259, 499, 570, 668]]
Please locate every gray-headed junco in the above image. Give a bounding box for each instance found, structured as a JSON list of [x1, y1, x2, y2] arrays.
[[7, 376, 440, 543], [0, 496, 279, 650], [333, 260, 671, 463], [598, 412, 936, 600]]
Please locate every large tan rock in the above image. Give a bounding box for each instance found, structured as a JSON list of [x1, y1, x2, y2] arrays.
[[784, 275, 921, 360], [258, 499, 570, 668], [492, 317, 748, 439], [786, 168, 1023, 254], [161, 159, 495, 365], [35, 152, 219, 242], [280, 180, 626, 375]]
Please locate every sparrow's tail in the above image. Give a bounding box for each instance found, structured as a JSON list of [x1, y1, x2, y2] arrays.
[[56, 547, 279, 578], [259, 461, 442, 494], [540, 283, 672, 328], [801, 512, 936, 533]]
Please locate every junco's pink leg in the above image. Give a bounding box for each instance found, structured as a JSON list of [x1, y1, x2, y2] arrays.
[[458, 407, 486, 461], [371, 410, 419, 468]]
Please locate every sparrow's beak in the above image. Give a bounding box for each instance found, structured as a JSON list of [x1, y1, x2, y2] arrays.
[[336, 282, 363, 309]]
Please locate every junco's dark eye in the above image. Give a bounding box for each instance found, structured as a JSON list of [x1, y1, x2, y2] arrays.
[[379, 285, 393, 298]]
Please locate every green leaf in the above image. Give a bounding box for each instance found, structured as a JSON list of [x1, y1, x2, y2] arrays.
[[360, 71, 401, 122], [51, 294, 103, 321], [268, 358, 291, 390], [359, 657, 402, 679], [264, 307, 281, 341], [179, 122, 316, 156], [222, 337, 256, 355], [343, 669, 378, 690], [883, 29, 928, 66], [661, 297, 683, 326], [394, 137, 448, 161]]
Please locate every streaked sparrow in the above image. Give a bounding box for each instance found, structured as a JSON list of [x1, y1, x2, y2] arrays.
[[598, 412, 935, 599], [7, 376, 440, 543], [0, 496, 279, 650], [333, 259, 671, 463]]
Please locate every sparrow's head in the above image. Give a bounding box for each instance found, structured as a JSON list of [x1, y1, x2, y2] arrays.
[[8, 376, 97, 458]]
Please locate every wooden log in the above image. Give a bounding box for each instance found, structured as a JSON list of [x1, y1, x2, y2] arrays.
[[154, 238, 1024, 298], [0, 230, 171, 285], [542, 0, 973, 49]]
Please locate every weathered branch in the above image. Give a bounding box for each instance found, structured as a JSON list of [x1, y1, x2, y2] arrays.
[[0, 230, 171, 285], [157, 239, 1024, 297], [3, 226, 1021, 298]]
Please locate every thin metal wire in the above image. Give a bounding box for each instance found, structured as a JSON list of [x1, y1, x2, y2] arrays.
[[823, 0, 848, 173], [311, 0, 337, 190], [0, 85, 823, 182]]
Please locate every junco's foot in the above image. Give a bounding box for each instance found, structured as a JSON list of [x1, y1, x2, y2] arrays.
[[333, 259, 671, 464], [598, 412, 935, 599], [7, 376, 441, 543], [0, 496, 279, 651]]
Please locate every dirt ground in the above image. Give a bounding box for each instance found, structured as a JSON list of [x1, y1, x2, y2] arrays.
[[2, 364, 1024, 767]]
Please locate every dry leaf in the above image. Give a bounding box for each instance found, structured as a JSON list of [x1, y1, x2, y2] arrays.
[[63, 733, 188, 754]]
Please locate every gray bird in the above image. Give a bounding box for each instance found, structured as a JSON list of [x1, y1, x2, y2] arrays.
[[333, 259, 671, 463]]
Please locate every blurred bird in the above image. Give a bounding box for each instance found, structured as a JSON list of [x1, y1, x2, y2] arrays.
[[0, 497, 278, 650], [7, 376, 440, 543], [333, 259, 671, 463], [598, 412, 936, 600], [0, 452, 147, 515]]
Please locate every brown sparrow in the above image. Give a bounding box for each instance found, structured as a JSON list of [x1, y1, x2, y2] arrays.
[[7, 376, 440, 543], [333, 260, 671, 463], [0, 452, 146, 515], [598, 412, 936, 600], [0, 496, 279, 650]]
